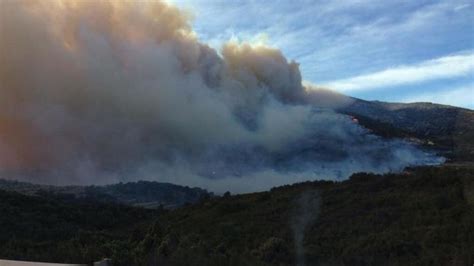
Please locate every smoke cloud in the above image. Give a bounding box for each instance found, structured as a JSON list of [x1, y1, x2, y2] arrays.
[[0, 0, 442, 193], [290, 190, 321, 266]]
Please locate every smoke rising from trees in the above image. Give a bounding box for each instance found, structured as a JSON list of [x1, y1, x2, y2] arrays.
[[0, 0, 442, 192]]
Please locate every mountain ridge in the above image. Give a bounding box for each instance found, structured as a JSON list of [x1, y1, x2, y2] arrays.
[[334, 96, 474, 161], [0, 179, 212, 209]]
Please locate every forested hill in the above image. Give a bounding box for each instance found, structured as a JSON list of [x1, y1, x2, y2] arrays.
[[1, 97, 473, 265], [338, 98, 474, 161], [0, 179, 212, 209], [134, 164, 474, 266], [1, 164, 473, 265], [0, 188, 158, 264]]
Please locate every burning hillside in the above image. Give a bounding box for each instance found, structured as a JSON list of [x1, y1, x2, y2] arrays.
[[0, 0, 443, 192]]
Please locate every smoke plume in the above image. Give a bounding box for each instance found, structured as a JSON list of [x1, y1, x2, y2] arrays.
[[0, 0, 442, 192], [291, 190, 321, 266]]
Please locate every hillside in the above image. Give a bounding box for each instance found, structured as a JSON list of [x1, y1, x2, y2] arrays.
[[337, 98, 474, 161], [0, 98, 473, 265], [1, 164, 473, 265], [135, 165, 474, 266], [0, 179, 212, 209], [0, 189, 158, 264]]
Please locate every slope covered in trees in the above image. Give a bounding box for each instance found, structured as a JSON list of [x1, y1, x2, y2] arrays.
[[0, 179, 211, 209], [1, 165, 473, 265]]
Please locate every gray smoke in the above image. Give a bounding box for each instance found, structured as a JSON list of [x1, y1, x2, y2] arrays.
[[291, 190, 321, 266], [0, 0, 443, 193]]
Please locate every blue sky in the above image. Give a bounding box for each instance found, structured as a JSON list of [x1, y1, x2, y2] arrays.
[[170, 0, 474, 109]]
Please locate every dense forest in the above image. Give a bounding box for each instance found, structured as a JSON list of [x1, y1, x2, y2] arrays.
[[0, 190, 159, 264], [1, 165, 473, 265]]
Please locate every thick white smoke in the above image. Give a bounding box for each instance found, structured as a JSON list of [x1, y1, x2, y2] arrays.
[[0, 0, 442, 192]]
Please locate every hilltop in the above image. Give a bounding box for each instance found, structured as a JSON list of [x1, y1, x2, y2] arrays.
[[338, 98, 474, 161], [0, 179, 212, 209]]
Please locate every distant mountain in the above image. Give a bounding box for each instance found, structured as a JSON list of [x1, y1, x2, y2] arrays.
[[0, 179, 212, 209], [333, 97, 474, 161]]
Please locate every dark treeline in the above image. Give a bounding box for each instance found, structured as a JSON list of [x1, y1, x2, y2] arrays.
[[1, 165, 473, 265]]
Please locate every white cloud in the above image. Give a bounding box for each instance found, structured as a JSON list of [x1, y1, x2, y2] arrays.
[[322, 52, 474, 92], [170, 0, 474, 108], [400, 85, 474, 108]]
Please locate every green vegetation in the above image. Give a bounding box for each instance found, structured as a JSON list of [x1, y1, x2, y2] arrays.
[[2, 165, 472, 265], [134, 165, 474, 266], [0, 190, 160, 264]]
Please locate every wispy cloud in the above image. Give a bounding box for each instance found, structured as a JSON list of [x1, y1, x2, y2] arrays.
[[322, 52, 474, 92], [171, 0, 473, 80], [170, 0, 473, 108], [400, 85, 474, 109]]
